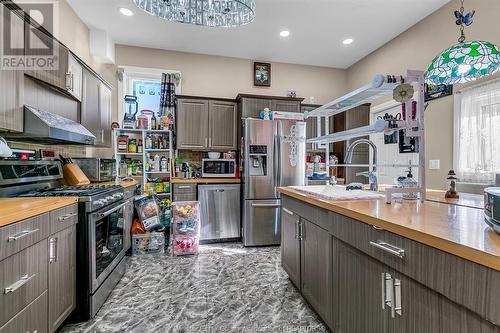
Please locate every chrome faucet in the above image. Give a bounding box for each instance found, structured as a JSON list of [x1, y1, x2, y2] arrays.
[[345, 139, 378, 192]]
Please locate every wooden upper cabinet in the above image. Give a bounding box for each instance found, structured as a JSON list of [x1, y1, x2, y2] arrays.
[[99, 83, 112, 147], [271, 99, 301, 112], [209, 100, 237, 149], [24, 22, 69, 91], [81, 69, 100, 143], [66, 53, 83, 101], [240, 97, 271, 118], [0, 7, 24, 132], [177, 98, 209, 149]]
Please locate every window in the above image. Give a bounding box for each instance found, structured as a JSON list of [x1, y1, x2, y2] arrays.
[[454, 79, 500, 184], [117, 66, 181, 124], [131, 79, 162, 113]]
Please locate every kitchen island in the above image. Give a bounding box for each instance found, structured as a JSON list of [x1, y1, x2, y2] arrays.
[[277, 186, 500, 333]]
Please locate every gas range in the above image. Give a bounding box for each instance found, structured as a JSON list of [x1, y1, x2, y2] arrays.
[[20, 184, 124, 211]]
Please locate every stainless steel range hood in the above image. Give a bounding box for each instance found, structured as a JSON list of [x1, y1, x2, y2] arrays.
[[4, 105, 96, 145]]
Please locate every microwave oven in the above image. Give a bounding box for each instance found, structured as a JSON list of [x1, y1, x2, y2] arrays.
[[202, 159, 236, 178], [72, 158, 116, 182]]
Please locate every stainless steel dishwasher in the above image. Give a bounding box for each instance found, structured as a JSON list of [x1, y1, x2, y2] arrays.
[[198, 184, 241, 242]]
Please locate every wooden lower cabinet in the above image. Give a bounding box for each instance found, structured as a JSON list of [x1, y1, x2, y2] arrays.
[[48, 225, 76, 333], [333, 240, 387, 333], [280, 207, 301, 288], [301, 219, 333, 329], [280, 197, 500, 333], [0, 291, 48, 333]]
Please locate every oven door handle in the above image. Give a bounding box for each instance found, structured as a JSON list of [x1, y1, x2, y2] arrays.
[[95, 202, 127, 219]]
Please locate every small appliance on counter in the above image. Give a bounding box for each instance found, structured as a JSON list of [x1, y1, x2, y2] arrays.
[[72, 158, 117, 182], [484, 187, 500, 234], [202, 158, 236, 178], [123, 95, 139, 129]]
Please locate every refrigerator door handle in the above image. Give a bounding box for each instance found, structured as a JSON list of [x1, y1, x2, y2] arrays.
[[275, 123, 281, 188]]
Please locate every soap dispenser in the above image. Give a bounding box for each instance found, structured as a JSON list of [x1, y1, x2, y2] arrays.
[[401, 165, 418, 200]]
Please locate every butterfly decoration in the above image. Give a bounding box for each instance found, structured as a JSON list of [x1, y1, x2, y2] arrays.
[[454, 9, 475, 26]]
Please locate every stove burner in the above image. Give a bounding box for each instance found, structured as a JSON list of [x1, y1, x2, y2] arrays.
[[21, 184, 122, 197]]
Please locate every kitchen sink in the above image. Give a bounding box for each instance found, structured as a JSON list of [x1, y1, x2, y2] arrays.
[[290, 185, 385, 201]]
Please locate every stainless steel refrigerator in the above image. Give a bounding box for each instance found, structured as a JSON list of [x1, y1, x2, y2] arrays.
[[241, 118, 306, 246]]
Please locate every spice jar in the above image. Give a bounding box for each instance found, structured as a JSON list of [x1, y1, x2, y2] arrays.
[[128, 138, 137, 153], [118, 135, 128, 152]]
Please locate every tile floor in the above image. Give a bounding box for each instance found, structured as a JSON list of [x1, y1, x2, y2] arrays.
[[61, 243, 328, 333]]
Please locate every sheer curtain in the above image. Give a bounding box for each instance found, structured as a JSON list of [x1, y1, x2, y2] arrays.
[[454, 79, 500, 184]]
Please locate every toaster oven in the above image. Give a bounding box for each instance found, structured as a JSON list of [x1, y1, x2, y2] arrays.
[[202, 159, 236, 178], [484, 187, 500, 234], [72, 158, 116, 182]]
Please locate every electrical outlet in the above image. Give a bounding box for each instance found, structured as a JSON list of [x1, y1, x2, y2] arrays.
[[429, 160, 440, 170]]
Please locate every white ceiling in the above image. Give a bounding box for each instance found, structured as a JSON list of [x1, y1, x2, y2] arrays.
[[67, 0, 450, 69]]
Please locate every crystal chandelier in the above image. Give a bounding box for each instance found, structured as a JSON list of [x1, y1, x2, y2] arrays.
[[425, 0, 500, 85], [133, 0, 256, 27]]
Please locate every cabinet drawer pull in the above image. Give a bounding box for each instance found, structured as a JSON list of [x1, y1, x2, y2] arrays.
[[4, 274, 36, 294], [282, 208, 294, 216], [49, 237, 58, 263], [372, 225, 384, 231], [369, 241, 405, 258], [7, 229, 39, 242], [58, 212, 77, 221], [177, 185, 193, 189], [393, 278, 402, 317], [381, 272, 393, 310], [251, 203, 280, 208]]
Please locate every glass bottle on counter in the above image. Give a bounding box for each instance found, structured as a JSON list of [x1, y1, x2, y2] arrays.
[[145, 135, 153, 150], [128, 138, 137, 153], [160, 156, 168, 172], [137, 139, 143, 153], [151, 113, 157, 130]]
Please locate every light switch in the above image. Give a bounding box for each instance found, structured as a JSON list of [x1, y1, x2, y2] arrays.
[[429, 159, 440, 170]]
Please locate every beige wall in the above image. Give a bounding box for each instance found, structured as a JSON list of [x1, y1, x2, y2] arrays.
[[347, 0, 500, 189], [115, 45, 347, 104], [55, 0, 115, 85]]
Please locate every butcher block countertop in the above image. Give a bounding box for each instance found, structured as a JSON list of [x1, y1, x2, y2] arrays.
[[0, 197, 78, 227], [93, 180, 138, 188], [278, 186, 500, 271], [171, 178, 241, 184]]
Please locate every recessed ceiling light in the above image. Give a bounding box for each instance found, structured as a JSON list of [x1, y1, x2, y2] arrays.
[[280, 30, 290, 37], [343, 38, 353, 45], [119, 7, 134, 16]]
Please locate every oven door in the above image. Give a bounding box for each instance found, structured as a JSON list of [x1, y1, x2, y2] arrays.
[[89, 200, 127, 293]]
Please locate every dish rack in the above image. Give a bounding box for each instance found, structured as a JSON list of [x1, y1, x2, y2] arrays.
[[304, 70, 426, 203]]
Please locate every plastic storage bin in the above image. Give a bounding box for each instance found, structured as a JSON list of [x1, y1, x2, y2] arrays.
[[172, 201, 200, 256], [132, 232, 165, 255]]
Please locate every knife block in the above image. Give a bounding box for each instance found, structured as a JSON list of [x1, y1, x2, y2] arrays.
[[63, 163, 90, 185]]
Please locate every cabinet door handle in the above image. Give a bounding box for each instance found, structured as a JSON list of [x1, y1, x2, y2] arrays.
[[4, 274, 36, 294], [70, 73, 74, 91], [58, 212, 77, 222], [251, 203, 281, 208], [205, 137, 208, 147], [299, 221, 304, 241], [282, 207, 294, 216], [49, 237, 58, 263], [208, 137, 212, 147], [381, 272, 393, 310], [393, 278, 402, 317], [7, 229, 39, 242], [295, 220, 299, 239], [369, 241, 405, 258], [65, 72, 71, 89]]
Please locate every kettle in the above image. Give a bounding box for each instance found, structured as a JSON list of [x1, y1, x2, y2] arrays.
[[123, 95, 138, 129]]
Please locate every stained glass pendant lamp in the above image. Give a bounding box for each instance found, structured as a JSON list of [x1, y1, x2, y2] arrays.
[[133, 0, 256, 27], [425, 0, 500, 85]]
